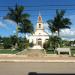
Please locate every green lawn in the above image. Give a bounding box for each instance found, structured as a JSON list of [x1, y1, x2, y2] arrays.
[[0, 47, 75, 56], [0, 50, 19, 54], [71, 50, 75, 56], [46, 50, 55, 54]]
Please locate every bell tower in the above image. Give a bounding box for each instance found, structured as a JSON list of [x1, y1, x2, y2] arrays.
[[36, 12, 44, 31]]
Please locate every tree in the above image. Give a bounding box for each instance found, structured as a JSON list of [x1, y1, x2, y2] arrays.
[[4, 4, 31, 48], [47, 20, 56, 35], [10, 35, 17, 46], [49, 36, 62, 49], [0, 36, 2, 43], [4, 4, 30, 38], [47, 9, 72, 36], [3, 37, 12, 49], [18, 19, 34, 38], [43, 36, 62, 53]]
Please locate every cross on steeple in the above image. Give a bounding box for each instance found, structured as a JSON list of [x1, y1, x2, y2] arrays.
[[39, 11, 41, 16]]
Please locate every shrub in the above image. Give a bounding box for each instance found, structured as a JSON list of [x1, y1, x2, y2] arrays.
[[17, 42, 24, 51], [43, 41, 49, 50], [43, 36, 62, 50], [3, 37, 12, 49], [29, 42, 34, 47]]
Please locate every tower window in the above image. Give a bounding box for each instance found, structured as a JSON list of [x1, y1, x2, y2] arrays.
[[39, 24, 41, 28], [39, 33, 41, 34]]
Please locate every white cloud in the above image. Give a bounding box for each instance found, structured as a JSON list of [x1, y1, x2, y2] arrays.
[[0, 21, 6, 28], [13, 30, 16, 34], [60, 29, 75, 36], [44, 23, 48, 29], [44, 23, 52, 35], [4, 19, 17, 25], [58, 29, 75, 40]]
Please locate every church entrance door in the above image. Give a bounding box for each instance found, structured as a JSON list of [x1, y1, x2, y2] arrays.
[[37, 39, 42, 46]]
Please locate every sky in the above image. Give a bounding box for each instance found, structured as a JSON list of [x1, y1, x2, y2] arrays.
[[0, 0, 75, 40]]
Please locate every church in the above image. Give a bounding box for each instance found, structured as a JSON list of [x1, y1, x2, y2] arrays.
[[29, 14, 49, 47]]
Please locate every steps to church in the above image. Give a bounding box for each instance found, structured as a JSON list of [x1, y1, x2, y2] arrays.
[[16, 49, 45, 57]]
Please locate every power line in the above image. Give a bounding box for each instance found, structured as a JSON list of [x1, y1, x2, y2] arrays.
[[17, 8, 75, 10], [11, 4, 75, 7], [0, 4, 75, 11], [24, 4, 75, 7], [0, 5, 75, 11], [1, 4, 75, 7], [0, 8, 75, 11], [0, 13, 75, 18]]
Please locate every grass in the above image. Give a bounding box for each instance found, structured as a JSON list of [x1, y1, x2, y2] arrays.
[[71, 50, 75, 56], [0, 49, 19, 54], [46, 46, 75, 56], [46, 50, 55, 54], [70, 46, 75, 56], [0, 46, 75, 55]]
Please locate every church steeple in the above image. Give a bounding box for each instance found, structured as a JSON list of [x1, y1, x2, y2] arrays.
[[36, 12, 44, 31], [38, 12, 43, 23]]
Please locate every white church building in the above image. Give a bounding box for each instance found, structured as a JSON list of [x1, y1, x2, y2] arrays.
[[29, 14, 49, 47]]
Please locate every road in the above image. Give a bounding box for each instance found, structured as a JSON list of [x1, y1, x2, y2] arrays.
[[0, 62, 75, 75]]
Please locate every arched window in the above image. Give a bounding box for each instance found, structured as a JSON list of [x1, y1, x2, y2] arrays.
[[38, 38, 41, 40], [39, 24, 41, 28]]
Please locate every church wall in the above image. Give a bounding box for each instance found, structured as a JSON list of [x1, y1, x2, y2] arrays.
[[29, 35, 49, 46]]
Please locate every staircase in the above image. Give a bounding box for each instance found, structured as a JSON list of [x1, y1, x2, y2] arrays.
[[16, 45, 46, 57]]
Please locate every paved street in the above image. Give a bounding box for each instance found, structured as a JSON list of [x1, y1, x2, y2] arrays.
[[0, 62, 75, 75]]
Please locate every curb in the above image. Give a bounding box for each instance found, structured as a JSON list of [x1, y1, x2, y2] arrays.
[[0, 59, 75, 63]]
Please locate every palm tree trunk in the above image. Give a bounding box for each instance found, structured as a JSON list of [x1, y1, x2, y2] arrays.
[[58, 29, 60, 48], [58, 29, 60, 37], [52, 32, 54, 36], [23, 33, 26, 49], [16, 25, 18, 38], [15, 24, 18, 49]]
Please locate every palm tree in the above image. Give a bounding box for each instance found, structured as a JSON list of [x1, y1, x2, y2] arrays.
[[47, 20, 56, 36], [47, 9, 72, 37], [4, 4, 30, 38], [18, 19, 34, 49], [4, 4, 34, 49], [18, 19, 34, 38]]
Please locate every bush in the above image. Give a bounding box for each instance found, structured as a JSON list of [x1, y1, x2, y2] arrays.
[[43, 41, 49, 50], [3, 37, 12, 49], [16, 38, 29, 51], [10, 35, 18, 46], [43, 36, 62, 51], [24, 38, 29, 48], [16, 42, 24, 51], [29, 42, 34, 47]]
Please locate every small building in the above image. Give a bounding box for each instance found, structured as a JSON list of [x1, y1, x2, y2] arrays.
[[29, 14, 49, 47]]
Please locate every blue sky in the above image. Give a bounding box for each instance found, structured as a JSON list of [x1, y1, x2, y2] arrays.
[[0, 0, 75, 40]]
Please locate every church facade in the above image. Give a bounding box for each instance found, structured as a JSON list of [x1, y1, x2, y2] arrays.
[[29, 14, 49, 47]]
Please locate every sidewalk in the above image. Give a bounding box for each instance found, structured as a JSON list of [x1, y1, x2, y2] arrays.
[[0, 54, 75, 62]]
